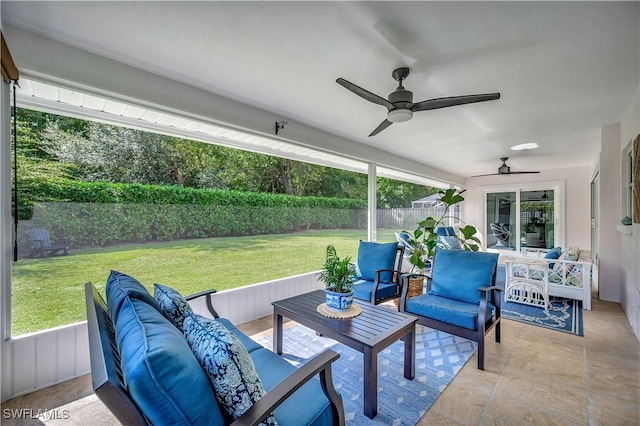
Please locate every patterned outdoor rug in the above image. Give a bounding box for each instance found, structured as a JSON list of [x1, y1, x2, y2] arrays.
[[257, 323, 476, 425], [495, 265, 584, 336], [501, 297, 584, 336]]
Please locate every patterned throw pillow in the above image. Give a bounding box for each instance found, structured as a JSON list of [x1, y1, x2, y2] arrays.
[[183, 312, 278, 425], [153, 283, 193, 332]]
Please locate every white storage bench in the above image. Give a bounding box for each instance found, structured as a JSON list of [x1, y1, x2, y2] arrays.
[[508, 246, 592, 310]]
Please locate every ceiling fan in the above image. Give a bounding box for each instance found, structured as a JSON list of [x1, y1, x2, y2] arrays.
[[336, 67, 500, 136], [472, 157, 540, 177]]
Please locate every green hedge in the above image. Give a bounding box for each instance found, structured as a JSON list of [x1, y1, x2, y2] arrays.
[[18, 179, 367, 249]]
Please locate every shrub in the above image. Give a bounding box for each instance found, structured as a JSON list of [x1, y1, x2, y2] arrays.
[[17, 178, 367, 249]]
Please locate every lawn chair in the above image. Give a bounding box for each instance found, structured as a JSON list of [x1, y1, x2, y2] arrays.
[[27, 228, 69, 258]]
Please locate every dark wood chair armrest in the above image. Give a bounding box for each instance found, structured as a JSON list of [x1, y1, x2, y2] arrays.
[[185, 289, 220, 318], [232, 350, 345, 426]]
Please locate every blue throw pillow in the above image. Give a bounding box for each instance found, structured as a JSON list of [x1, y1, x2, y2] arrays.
[[106, 270, 161, 322], [183, 312, 277, 425], [544, 247, 563, 268], [355, 241, 398, 283], [429, 249, 499, 305], [154, 283, 193, 333], [116, 297, 223, 425], [435, 227, 455, 236], [438, 235, 461, 250]]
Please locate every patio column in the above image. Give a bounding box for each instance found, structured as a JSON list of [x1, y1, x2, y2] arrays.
[[368, 162, 376, 242], [1, 31, 20, 402]]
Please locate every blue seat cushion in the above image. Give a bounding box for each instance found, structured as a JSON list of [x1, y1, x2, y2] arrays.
[[106, 270, 161, 322], [217, 317, 264, 354], [429, 249, 499, 305], [183, 312, 276, 425], [355, 241, 398, 283], [115, 297, 223, 425], [250, 348, 333, 426], [405, 293, 492, 331], [353, 279, 398, 302]]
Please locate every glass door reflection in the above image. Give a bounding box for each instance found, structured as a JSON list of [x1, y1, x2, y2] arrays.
[[520, 190, 554, 249], [486, 192, 516, 251]]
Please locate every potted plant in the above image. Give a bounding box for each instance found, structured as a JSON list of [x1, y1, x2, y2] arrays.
[[403, 188, 480, 272], [319, 245, 356, 311]]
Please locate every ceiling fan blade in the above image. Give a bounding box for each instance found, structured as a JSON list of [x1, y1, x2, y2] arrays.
[[507, 171, 540, 174], [336, 78, 394, 110], [470, 172, 500, 178], [411, 93, 501, 112], [369, 119, 393, 137]]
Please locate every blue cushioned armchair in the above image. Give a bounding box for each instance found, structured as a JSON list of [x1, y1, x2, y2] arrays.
[[397, 249, 502, 370], [352, 241, 404, 304]]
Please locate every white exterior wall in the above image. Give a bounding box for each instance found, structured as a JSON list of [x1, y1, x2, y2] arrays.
[[619, 86, 640, 340], [599, 124, 623, 303], [462, 166, 592, 250]]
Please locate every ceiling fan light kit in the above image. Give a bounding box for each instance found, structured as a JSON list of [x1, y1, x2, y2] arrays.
[[336, 67, 500, 136], [388, 109, 413, 122]]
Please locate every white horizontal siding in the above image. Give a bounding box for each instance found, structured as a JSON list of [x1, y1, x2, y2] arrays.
[[1, 271, 323, 401]]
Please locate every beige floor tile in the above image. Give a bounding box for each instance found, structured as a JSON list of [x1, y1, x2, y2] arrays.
[[431, 375, 495, 425], [416, 409, 465, 426], [508, 344, 586, 389], [494, 365, 588, 424], [589, 393, 640, 426], [586, 363, 640, 406], [480, 396, 574, 426]]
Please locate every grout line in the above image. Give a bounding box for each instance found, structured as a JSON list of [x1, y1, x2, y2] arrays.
[[475, 323, 522, 426]]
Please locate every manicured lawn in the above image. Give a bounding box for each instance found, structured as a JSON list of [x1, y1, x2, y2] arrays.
[[11, 228, 399, 335]]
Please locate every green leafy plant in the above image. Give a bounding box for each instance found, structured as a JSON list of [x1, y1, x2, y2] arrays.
[[318, 245, 356, 293], [403, 188, 481, 271]]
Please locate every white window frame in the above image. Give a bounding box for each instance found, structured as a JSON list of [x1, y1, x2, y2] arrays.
[[481, 181, 565, 252]]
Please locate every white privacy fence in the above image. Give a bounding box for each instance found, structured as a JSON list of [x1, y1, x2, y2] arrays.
[[376, 206, 449, 229]]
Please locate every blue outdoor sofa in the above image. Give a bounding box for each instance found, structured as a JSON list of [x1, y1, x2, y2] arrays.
[[85, 271, 345, 425]]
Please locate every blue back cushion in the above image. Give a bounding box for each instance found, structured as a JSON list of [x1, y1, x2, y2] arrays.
[[436, 227, 455, 236], [116, 297, 223, 425], [106, 270, 161, 321], [429, 249, 499, 304], [544, 247, 562, 259], [439, 235, 461, 250], [355, 241, 398, 282]]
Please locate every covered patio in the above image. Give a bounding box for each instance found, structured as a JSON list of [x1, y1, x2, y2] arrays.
[[0, 2, 639, 423]]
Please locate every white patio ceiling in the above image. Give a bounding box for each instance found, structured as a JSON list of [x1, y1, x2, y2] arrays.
[[2, 1, 639, 177]]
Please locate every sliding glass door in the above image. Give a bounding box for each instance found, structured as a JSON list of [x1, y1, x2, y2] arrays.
[[486, 192, 517, 251], [484, 183, 564, 252], [520, 190, 555, 249]]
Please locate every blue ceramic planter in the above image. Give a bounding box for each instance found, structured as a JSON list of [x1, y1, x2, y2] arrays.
[[324, 289, 354, 311]]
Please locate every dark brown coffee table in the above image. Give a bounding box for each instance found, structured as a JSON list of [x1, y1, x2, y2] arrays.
[[272, 290, 417, 419]]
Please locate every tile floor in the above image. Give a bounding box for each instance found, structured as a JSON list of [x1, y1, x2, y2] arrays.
[[2, 293, 638, 425]]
